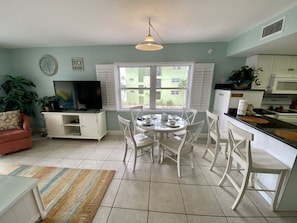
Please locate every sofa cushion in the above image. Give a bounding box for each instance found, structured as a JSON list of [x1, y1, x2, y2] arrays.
[[0, 128, 31, 143], [0, 110, 21, 131]]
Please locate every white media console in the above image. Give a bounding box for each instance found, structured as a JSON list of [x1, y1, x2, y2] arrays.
[[42, 110, 107, 141]]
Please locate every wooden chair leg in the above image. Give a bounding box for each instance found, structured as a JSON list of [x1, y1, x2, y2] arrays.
[[202, 136, 211, 158], [123, 142, 128, 161], [223, 143, 229, 159], [133, 149, 137, 172], [272, 170, 287, 211], [160, 146, 164, 164], [177, 154, 181, 178], [232, 171, 251, 210], [190, 149, 194, 169], [218, 156, 233, 186], [151, 145, 154, 163], [209, 141, 220, 171]]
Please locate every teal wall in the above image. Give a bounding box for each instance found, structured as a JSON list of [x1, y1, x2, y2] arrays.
[[227, 5, 297, 56], [2, 43, 246, 131], [0, 48, 11, 83], [0, 48, 10, 95]]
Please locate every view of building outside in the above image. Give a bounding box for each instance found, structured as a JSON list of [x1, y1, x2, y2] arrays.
[[119, 65, 190, 109]]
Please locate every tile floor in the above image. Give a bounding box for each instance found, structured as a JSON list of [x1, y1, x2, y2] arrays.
[[1, 135, 297, 223]]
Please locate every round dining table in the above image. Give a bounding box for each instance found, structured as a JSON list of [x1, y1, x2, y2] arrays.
[[136, 114, 187, 161]]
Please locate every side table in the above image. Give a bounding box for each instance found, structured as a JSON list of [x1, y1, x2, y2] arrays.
[[0, 175, 46, 223]]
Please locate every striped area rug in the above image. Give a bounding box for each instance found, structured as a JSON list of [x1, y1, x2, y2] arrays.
[[0, 165, 115, 223]]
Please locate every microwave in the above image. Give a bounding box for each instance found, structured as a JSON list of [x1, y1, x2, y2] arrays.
[[267, 74, 297, 94]]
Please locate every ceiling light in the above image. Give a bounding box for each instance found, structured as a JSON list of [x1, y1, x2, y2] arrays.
[[135, 18, 163, 51]]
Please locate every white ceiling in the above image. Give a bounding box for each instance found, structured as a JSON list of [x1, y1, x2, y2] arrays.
[[1, 0, 297, 56]]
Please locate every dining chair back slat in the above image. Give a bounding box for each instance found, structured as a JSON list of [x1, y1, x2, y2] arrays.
[[129, 105, 145, 135], [181, 107, 198, 124]]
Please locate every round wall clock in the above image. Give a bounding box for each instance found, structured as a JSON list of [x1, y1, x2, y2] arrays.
[[39, 55, 58, 76]]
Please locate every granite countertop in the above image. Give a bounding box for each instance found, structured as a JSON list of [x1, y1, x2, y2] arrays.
[[225, 112, 297, 149]]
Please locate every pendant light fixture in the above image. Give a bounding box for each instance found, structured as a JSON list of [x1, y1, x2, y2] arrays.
[[135, 18, 163, 51]]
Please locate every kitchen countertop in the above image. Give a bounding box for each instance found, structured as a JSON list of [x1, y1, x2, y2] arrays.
[[225, 112, 297, 149]]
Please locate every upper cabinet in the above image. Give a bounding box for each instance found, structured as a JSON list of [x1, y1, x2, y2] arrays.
[[272, 56, 297, 74], [246, 55, 297, 91], [246, 55, 274, 90]]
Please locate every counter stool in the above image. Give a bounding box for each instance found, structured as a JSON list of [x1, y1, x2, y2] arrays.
[[202, 110, 229, 170], [218, 122, 288, 211]]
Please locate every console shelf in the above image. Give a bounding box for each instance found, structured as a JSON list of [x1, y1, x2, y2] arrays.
[[42, 111, 107, 141]]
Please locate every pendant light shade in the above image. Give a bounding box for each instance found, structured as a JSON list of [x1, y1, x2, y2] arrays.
[[135, 19, 163, 51]]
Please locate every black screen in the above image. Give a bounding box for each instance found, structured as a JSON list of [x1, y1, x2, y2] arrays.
[[53, 81, 102, 111]]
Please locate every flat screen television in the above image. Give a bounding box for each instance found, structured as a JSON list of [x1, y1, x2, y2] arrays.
[[53, 80, 102, 111]]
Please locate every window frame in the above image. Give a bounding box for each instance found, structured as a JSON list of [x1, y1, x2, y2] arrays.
[[114, 62, 194, 111]]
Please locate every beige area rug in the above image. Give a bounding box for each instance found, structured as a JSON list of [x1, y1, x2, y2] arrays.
[[0, 165, 115, 223]]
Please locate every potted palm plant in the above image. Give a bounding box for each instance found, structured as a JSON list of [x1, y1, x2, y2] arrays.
[[0, 75, 38, 117], [36, 96, 58, 111], [228, 66, 263, 89]]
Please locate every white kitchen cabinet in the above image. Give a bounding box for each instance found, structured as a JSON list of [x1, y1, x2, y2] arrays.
[[246, 55, 274, 90], [272, 55, 297, 74], [290, 56, 297, 73], [213, 89, 264, 130], [42, 111, 107, 141]]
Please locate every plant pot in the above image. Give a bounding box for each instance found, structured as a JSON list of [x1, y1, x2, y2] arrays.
[[50, 100, 60, 111], [44, 106, 51, 112], [233, 84, 251, 90]]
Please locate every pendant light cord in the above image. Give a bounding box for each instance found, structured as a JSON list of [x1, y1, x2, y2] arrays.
[[150, 19, 194, 60], [149, 18, 165, 44]]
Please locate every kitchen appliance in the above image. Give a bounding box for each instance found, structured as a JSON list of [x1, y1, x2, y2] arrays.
[[263, 109, 297, 126], [267, 74, 297, 94], [262, 96, 297, 126]]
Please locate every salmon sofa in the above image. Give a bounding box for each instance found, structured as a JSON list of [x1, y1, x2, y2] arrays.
[[0, 113, 32, 155]]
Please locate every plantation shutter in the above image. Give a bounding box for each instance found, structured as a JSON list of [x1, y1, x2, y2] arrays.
[[96, 64, 116, 110], [190, 63, 215, 112]]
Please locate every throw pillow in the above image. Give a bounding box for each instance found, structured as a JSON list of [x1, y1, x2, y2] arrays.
[[0, 110, 21, 131]]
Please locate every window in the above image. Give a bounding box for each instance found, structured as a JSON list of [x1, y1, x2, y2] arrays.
[[96, 63, 214, 112], [171, 90, 180, 95], [115, 63, 192, 110], [171, 78, 180, 83]]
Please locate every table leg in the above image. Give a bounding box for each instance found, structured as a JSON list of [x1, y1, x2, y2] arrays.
[[158, 132, 165, 163]]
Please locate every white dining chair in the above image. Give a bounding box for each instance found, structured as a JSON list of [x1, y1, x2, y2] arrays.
[[173, 107, 198, 137], [129, 105, 157, 142], [181, 107, 198, 124], [129, 105, 147, 135], [202, 110, 229, 170], [117, 115, 154, 171], [218, 122, 288, 211], [160, 120, 205, 178]]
